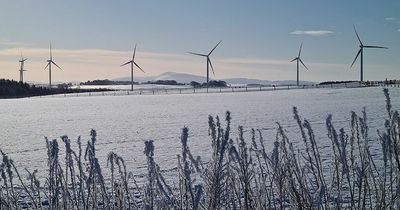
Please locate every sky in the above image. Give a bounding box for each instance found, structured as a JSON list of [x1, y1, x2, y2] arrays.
[[0, 0, 399, 83]]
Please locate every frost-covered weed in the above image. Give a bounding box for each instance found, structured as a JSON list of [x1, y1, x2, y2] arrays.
[[0, 88, 398, 209]]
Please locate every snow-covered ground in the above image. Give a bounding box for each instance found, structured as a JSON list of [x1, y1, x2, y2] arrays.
[[0, 86, 398, 182]]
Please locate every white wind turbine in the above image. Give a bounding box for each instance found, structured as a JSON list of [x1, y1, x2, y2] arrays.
[[290, 43, 308, 86], [121, 44, 145, 91], [188, 40, 222, 92], [44, 43, 62, 88], [18, 53, 28, 83]]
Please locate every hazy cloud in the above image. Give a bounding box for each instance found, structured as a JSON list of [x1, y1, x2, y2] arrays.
[[0, 38, 29, 47], [398, 29, 400, 32], [385, 17, 397, 21], [220, 57, 345, 68], [290, 30, 333, 36], [0, 46, 367, 82]]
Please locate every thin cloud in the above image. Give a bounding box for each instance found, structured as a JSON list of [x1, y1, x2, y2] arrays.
[[219, 57, 346, 68], [398, 29, 400, 32], [290, 30, 333, 36], [385, 17, 397, 21], [0, 38, 30, 47], [0, 46, 358, 82]]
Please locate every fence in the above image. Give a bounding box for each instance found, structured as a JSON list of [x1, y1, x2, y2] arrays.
[[35, 82, 397, 99]]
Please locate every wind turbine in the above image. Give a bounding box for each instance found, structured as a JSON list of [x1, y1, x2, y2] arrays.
[[121, 44, 145, 91], [44, 43, 62, 88], [291, 43, 308, 86], [188, 40, 222, 92], [350, 25, 388, 82], [18, 53, 28, 83]]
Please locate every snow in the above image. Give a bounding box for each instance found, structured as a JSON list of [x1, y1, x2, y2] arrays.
[[0, 86, 398, 181]]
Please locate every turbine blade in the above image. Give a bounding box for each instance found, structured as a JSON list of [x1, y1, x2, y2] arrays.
[[50, 43, 52, 60], [298, 43, 303, 57], [44, 62, 49, 70], [188, 52, 207, 57], [120, 60, 132, 67], [350, 49, 362, 68], [208, 58, 215, 76], [52, 61, 62, 70], [353, 24, 363, 46], [134, 62, 145, 73], [363, 45, 388, 49], [290, 58, 297, 62], [208, 40, 222, 56], [23, 58, 28, 62], [299, 58, 308, 70], [133, 44, 137, 60]]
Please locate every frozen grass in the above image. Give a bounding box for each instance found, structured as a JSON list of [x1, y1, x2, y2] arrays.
[[0, 88, 399, 209]]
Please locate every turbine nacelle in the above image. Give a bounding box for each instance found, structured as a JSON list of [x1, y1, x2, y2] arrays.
[[291, 57, 299, 62]]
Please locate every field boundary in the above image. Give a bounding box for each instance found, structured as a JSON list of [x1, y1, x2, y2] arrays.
[[33, 82, 398, 99]]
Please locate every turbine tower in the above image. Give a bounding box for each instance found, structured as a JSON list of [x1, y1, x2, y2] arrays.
[[121, 44, 145, 91], [350, 25, 388, 82], [44, 43, 62, 88], [291, 43, 308, 86], [18, 53, 28, 83], [188, 40, 222, 92]]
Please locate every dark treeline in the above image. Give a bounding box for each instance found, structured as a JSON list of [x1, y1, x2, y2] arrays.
[[0, 79, 110, 99], [320, 79, 400, 85], [81, 79, 185, 86], [82, 79, 227, 87], [80, 79, 139, 85], [190, 80, 227, 88], [319, 80, 358, 85], [142, 80, 184, 85]]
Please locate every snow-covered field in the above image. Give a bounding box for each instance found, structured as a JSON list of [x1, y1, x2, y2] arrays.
[[0, 86, 398, 180]]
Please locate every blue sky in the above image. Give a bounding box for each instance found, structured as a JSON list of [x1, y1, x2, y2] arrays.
[[0, 0, 399, 82]]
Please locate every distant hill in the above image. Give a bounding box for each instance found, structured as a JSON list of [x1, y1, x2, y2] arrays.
[[113, 72, 316, 86]]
